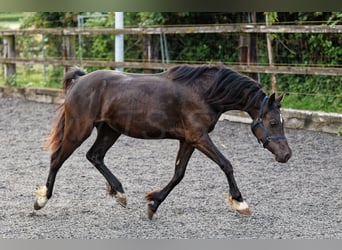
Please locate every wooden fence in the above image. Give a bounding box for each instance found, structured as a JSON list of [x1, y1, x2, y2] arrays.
[[1, 24, 342, 80]]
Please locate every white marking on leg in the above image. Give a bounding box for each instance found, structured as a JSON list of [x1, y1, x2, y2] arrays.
[[147, 200, 154, 206], [114, 192, 127, 207], [176, 159, 180, 166], [235, 201, 249, 210], [226, 195, 252, 216], [35, 185, 48, 209]]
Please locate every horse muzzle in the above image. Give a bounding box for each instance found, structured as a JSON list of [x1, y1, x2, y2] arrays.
[[273, 143, 292, 163], [275, 151, 292, 163]]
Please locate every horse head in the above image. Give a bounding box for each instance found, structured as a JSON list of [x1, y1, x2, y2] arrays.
[[251, 93, 292, 163]]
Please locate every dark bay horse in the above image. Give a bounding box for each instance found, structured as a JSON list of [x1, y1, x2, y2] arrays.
[[34, 64, 292, 219]]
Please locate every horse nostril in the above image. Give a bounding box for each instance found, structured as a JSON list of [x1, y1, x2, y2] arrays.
[[284, 153, 291, 162]]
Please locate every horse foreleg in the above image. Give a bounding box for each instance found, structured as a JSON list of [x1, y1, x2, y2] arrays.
[[193, 134, 252, 216], [145, 141, 194, 219]]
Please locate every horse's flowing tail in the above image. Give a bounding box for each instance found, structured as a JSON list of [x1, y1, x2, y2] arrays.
[[45, 67, 87, 153], [46, 107, 65, 153]]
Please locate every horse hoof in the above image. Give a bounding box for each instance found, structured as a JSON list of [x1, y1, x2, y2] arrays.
[[114, 192, 127, 208], [226, 195, 252, 216], [34, 185, 48, 210], [147, 202, 155, 220]]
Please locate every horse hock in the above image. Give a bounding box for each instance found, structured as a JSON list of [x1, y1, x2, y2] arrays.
[[226, 195, 252, 216], [34, 185, 48, 210]]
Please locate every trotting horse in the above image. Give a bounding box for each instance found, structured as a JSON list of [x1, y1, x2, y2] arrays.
[[34, 64, 291, 219]]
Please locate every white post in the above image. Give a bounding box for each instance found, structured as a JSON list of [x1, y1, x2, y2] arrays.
[[115, 12, 124, 72]]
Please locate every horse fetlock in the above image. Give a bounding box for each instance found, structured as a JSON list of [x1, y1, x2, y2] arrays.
[[105, 182, 127, 207], [144, 190, 160, 201], [146, 198, 160, 220], [147, 203, 157, 220], [144, 190, 161, 219], [105, 182, 116, 196], [226, 195, 252, 216], [34, 185, 48, 210]]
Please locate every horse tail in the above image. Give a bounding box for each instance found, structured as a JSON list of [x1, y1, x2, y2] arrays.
[[62, 66, 87, 93], [45, 67, 86, 153], [46, 106, 65, 154]]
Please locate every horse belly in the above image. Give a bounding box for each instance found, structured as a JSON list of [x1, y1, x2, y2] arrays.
[[105, 102, 184, 140], [112, 114, 182, 139]]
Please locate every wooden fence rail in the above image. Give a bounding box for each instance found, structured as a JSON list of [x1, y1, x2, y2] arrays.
[[1, 24, 342, 81], [1, 57, 342, 76], [1, 24, 342, 36]]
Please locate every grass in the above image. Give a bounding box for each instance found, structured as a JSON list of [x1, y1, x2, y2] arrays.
[[282, 92, 342, 113], [0, 65, 62, 89], [0, 12, 25, 29]]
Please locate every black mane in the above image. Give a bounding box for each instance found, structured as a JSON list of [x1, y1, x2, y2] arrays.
[[167, 64, 265, 111]]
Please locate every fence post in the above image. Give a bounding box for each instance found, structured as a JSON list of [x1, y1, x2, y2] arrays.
[[62, 35, 76, 74], [265, 12, 277, 94], [239, 33, 249, 65], [3, 35, 16, 83], [248, 12, 259, 82], [142, 34, 152, 73], [142, 34, 160, 73], [240, 12, 258, 82]]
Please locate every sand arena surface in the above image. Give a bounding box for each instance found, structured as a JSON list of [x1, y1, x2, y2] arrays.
[[0, 97, 341, 239]]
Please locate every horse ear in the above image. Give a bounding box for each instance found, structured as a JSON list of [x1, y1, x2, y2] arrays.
[[268, 93, 276, 107], [276, 92, 286, 103]]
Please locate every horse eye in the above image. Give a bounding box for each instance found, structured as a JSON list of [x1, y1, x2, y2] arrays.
[[270, 120, 278, 127]]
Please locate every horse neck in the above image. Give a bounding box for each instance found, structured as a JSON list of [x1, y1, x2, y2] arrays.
[[218, 89, 265, 119], [204, 69, 265, 117], [244, 92, 266, 121]]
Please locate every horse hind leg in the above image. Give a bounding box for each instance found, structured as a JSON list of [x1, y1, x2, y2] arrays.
[[34, 142, 79, 210], [86, 122, 126, 207], [34, 112, 93, 210]]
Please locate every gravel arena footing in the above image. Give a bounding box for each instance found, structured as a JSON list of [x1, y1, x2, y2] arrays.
[[0, 97, 341, 239]]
